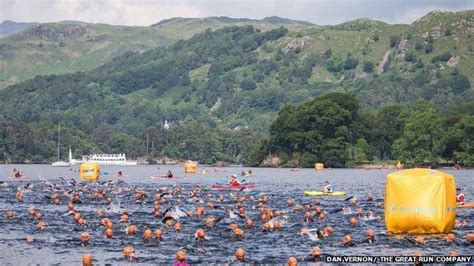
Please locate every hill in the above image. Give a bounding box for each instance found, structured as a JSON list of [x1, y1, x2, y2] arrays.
[[0, 16, 311, 89], [0, 20, 38, 37], [0, 11, 472, 164]]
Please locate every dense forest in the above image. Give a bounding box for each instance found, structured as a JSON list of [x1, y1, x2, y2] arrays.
[[0, 11, 473, 166], [249, 93, 474, 167]]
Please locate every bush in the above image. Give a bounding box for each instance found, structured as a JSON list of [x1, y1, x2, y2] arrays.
[[343, 57, 358, 70], [389, 35, 401, 48], [425, 43, 433, 53], [405, 51, 416, 62], [431, 52, 452, 63], [414, 42, 423, 50], [363, 61, 374, 73], [240, 78, 257, 90]]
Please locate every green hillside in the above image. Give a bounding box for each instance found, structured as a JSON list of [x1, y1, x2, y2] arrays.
[[0, 11, 472, 164], [0, 17, 311, 89]]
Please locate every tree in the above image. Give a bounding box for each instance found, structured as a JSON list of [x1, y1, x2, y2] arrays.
[[392, 100, 441, 164], [240, 78, 257, 90], [373, 105, 404, 160]]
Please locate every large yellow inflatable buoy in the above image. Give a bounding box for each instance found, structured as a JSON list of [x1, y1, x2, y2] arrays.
[[80, 163, 100, 182], [314, 163, 324, 171], [385, 169, 456, 234], [184, 161, 197, 173]]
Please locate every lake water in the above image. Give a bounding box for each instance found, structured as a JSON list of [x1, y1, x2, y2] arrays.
[[0, 164, 472, 264]]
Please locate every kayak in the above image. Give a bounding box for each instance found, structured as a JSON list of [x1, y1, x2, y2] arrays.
[[150, 176, 184, 180], [457, 202, 474, 208], [212, 184, 255, 190], [304, 191, 347, 196]]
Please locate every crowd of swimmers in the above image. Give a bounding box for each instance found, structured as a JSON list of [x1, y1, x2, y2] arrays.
[[2, 168, 473, 265]]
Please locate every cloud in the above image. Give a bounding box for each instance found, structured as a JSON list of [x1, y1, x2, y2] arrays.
[[0, 0, 472, 26]]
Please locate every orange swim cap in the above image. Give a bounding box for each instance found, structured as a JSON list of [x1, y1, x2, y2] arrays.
[[154, 229, 163, 239], [245, 219, 254, 228], [446, 233, 455, 242], [126, 225, 137, 235], [263, 223, 270, 230], [467, 233, 474, 244], [287, 256, 298, 266], [312, 246, 321, 256], [26, 236, 34, 243], [195, 229, 205, 239], [82, 253, 93, 266], [342, 234, 352, 245], [105, 228, 113, 238], [144, 228, 152, 240], [448, 250, 457, 256], [175, 223, 182, 232], [80, 232, 90, 242], [350, 217, 357, 225], [324, 226, 334, 235], [176, 250, 186, 262], [415, 236, 425, 245], [37, 221, 46, 230], [273, 221, 281, 230], [235, 248, 245, 261], [367, 229, 375, 238], [123, 246, 134, 257], [234, 228, 244, 237]]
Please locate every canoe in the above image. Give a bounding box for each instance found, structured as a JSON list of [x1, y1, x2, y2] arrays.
[[212, 184, 255, 190], [457, 202, 474, 208], [304, 191, 347, 196]]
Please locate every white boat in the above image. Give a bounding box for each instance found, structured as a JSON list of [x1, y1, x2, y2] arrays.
[[51, 125, 71, 167], [76, 153, 137, 166]]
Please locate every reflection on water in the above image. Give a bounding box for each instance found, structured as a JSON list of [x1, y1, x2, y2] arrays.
[[0, 165, 472, 264]]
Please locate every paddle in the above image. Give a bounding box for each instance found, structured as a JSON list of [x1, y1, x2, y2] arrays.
[[344, 196, 354, 201]]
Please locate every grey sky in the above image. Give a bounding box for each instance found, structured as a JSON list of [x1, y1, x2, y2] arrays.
[[1, 0, 472, 26]]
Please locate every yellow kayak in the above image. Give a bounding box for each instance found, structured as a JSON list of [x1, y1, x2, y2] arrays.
[[304, 191, 347, 196]]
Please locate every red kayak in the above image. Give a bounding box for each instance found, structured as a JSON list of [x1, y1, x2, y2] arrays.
[[212, 184, 255, 190]]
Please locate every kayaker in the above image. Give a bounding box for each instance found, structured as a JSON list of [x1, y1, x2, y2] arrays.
[[167, 170, 173, 178], [230, 175, 240, 186], [322, 180, 332, 193], [456, 188, 465, 205], [247, 169, 253, 175]]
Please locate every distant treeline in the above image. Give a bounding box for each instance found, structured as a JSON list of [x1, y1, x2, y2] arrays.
[[249, 93, 474, 167]]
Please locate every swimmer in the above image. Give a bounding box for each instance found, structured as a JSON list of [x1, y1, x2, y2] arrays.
[[366, 229, 375, 244], [342, 234, 354, 246], [195, 229, 206, 241], [235, 248, 245, 262], [122, 246, 136, 262], [300, 227, 323, 241], [174, 250, 189, 266], [288, 256, 298, 266], [446, 233, 455, 243], [82, 254, 93, 266], [302, 246, 322, 262]]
